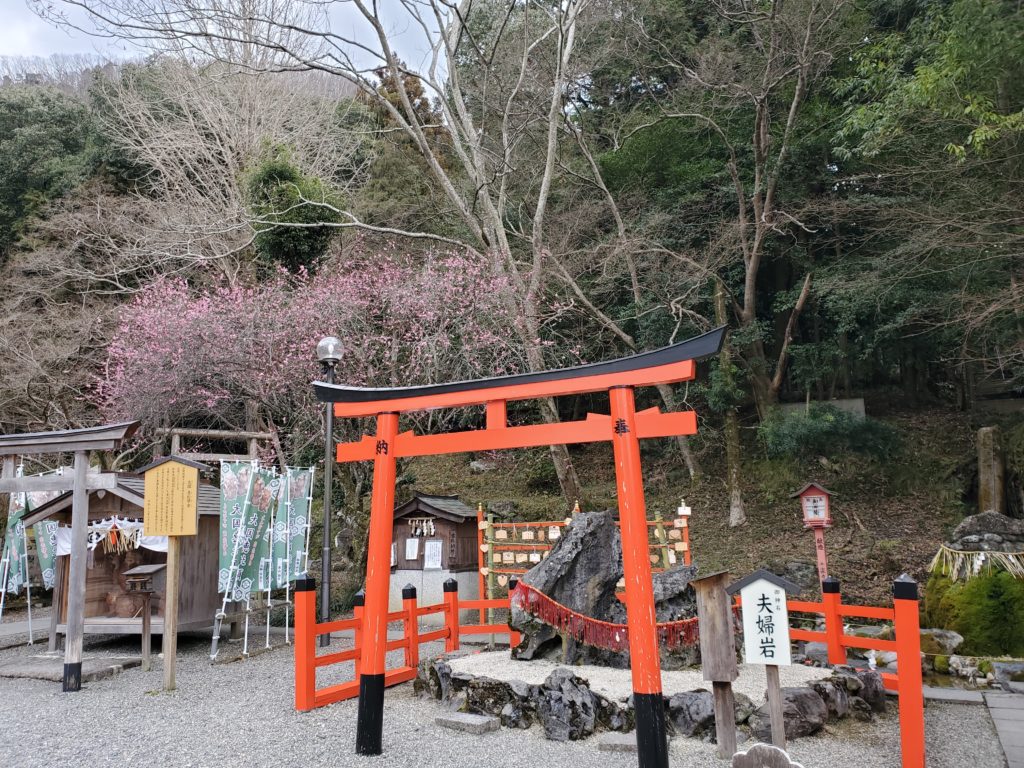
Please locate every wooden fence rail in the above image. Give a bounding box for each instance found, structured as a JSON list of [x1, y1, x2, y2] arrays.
[[295, 574, 924, 768], [294, 577, 517, 712]]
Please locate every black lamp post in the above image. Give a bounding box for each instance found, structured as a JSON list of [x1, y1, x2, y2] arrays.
[[316, 336, 342, 647]]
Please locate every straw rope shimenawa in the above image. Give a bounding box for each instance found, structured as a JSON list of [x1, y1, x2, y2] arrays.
[[510, 581, 740, 653], [929, 544, 1024, 581]]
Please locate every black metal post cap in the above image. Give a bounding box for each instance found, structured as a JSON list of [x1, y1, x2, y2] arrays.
[[402, 583, 417, 599], [443, 578, 459, 593], [822, 576, 840, 594], [353, 589, 365, 606], [294, 576, 317, 592], [893, 575, 918, 600]]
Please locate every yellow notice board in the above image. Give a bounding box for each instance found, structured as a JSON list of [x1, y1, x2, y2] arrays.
[[143, 459, 200, 536]]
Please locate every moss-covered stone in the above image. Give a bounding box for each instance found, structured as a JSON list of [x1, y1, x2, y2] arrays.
[[924, 570, 1024, 656], [934, 655, 950, 674]]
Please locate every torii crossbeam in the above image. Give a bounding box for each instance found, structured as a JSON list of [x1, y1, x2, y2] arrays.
[[315, 327, 725, 768]]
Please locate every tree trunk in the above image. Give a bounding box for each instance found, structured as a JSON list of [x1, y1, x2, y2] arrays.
[[715, 281, 746, 527], [654, 382, 701, 481], [538, 396, 584, 505]]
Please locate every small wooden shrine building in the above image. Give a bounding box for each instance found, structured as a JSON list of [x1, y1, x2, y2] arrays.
[[22, 472, 222, 646], [388, 493, 479, 619]]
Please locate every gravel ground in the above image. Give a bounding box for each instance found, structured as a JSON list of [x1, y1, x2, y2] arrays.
[[0, 634, 1005, 768], [448, 651, 832, 702]]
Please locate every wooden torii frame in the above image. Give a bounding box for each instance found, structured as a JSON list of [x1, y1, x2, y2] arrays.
[[0, 421, 140, 691], [315, 328, 724, 768]]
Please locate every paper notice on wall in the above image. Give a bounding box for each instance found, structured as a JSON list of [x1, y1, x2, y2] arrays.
[[548, 527, 560, 540], [424, 539, 442, 570], [406, 538, 420, 560]]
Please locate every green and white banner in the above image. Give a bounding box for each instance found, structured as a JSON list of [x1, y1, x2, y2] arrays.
[[33, 520, 59, 590], [269, 467, 313, 589], [238, 468, 280, 599], [2, 479, 28, 595], [218, 461, 255, 594]]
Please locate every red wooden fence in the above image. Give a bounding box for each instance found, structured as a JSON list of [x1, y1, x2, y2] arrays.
[[295, 574, 924, 768], [294, 577, 518, 712]]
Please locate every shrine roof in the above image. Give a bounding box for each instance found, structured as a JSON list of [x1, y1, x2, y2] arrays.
[[394, 493, 476, 523]]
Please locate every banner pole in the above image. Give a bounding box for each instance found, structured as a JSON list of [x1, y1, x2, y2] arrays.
[[0, 552, 9, 625], [283, 470, 292, 646]]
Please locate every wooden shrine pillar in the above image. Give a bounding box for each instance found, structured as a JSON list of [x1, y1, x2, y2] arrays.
[[609, 386, 669, 768], [355, 412, 400, 756], [63, 450, 90, 691]]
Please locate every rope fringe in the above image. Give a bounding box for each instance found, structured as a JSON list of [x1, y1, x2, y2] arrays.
[[511, 581, 726, 653], [929, 543, 1024, 581]]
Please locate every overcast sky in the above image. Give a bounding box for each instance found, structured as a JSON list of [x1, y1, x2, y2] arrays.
[[1, 1, 124, 58], [1, 0, 432, 69]]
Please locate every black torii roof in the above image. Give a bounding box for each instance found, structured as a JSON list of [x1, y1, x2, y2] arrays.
[[726, 569, 803, 596], [315, 327, 725, 403]]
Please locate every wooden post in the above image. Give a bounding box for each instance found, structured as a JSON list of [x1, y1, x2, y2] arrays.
[[476, 503, 486, 626], [692, 571, 738, 760], [894, 577, 926, 768], [712, 682, 738, 758], [977, 426, 1005, 514], [355, 411, 399, 757], [48, 555, 66, 652], [444, 579, 460, 652], [609, 386, 669, 768], [821, 577, 846, 666], [813, 527, 828, 584], [141, 591, 152, 672], [353, 591, 364, 676], [162, 536, 181, 691], [402, 584, 419, 670], [765, 664, 786, 749], [63, 450, 89, 692], [294, 577, 316, 712], [486, 510, 496, 631]]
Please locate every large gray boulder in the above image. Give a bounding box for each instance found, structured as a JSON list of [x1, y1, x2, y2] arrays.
[[950, 512, 1024, 552], [510, 510, 700, 667], [748, 687, 828, 741]]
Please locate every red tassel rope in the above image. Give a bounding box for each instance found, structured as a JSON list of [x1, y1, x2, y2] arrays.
[[511, 581, 739, 653]]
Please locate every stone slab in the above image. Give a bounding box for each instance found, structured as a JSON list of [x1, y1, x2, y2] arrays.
[[923, 686, 985, 705], [435, 713, 500, 735], [598, 732, 638, 753], [0, 654, 141, 683], [988, 694, 1024, 710]]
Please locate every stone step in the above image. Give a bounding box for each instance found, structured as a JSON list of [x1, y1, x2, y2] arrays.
[[922, 686, 985, 705], [597, 732, 638, 753], [435, 713, 500, 735]]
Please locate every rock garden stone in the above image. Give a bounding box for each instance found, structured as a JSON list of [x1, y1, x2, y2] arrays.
[[748, 687, 828, 741], [920, 628, 963, 655], [536, 668, 599, 741], [810, 679, 850, 719]]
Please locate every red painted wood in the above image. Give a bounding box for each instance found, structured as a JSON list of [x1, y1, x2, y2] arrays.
[[610, 387, 663, 696]]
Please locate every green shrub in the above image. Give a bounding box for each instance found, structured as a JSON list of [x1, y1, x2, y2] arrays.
[[923, 570, 1024, 656], [757, 404, 900, 460]]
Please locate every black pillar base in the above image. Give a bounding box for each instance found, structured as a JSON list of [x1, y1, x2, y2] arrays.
[[355, 673, 385, 755], [62, 662, 82, 692], [633, 691, 669, 768]]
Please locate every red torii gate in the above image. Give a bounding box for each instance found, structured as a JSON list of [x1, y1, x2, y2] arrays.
[[314, 327, 725, 768]]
